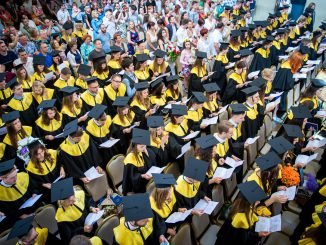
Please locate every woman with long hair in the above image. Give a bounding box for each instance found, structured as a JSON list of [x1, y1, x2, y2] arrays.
[[111, 97, 138, 155], [107, 46, 123, 77], [16, 65, 34, 92], [309, 30, 324, 60], [127, 21, 139, 55], [149, 79, 168, 117], [202, 83, 219, 119], [273, 51, 304, 112], [157, 28, 171, 52], [49, 50, 68, 77], [122, 128, 156, 195], [26, 142, 64, 201], [149, 49, 171, 80], [35, 100, 63, 149], [31, 58, 51, 84], [185, 93, 207, 132], [227, 31, 241, 62], [146, 21, 158, 52], [92, 60, 109, 87], [134, 54, 151, 83], [165, 75, 182, 103], [31, 81, 55, 106]]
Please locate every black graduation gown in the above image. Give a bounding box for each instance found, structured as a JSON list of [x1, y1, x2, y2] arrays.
[[165, 88, 182, 103], [7, 93, 38, 126], [0, 87, 12, 108], [108, 60, 122, 78], [222, 72, 246, 105], [104, 84, 126, 118], [212, 58, 228, 94], [270, 41, 282, 66], [249, 47, 272, 73], [186, 109, 203, 132], [35, 117, 64, 150], [227, 46, 240, 63], [80, 89, 107, 116], [148, 62, 171, 81], [241, 103, 260, 140], [188, 66, 207, 96], [130, 99, 149, 129], [61, 102, 83, 126], [122, 151, 156, 195], [164, 120, 190, 146], [58, 133, 103, 180]]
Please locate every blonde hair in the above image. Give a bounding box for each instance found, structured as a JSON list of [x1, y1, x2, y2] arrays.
[[262, 68, 273, 80]]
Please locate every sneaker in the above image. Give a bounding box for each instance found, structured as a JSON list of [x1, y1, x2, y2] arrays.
[[273, 116, 283, 124]]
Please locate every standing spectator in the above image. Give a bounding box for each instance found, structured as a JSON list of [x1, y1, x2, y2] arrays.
[[157, 28, 172, 52], [38, 42, 53, 68], [167, 16, 178, 42], [32, 0, 46, 25], [84, 6, 93, 30], [91, 10, 102, 35], [180, 0, 189, 14], [210, 22, 225, 55], [113, 33, 129, 58], [189, 1, 199, 24], [127, 21, 139, 55], [88, 39, 106, 68], [80, 35, 95, 65], [197, 28, 213, 59], [71, 5, 83, 23], [15, 35, 37, 57], [67, 41, 83, 74], [129, 5, 141, 27], [13, 49, 34, 76], [0, 40, 18, 71], [57, 3, 71, 25], [146, 21, 158, 52], [115, 7, 129, 39], [102, 9, 116, 38], [176, 19, 189, 50], [96, 24, 111, 54]]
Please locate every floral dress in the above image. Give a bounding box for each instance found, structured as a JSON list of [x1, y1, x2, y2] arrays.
[[127, 31, 139, 55]]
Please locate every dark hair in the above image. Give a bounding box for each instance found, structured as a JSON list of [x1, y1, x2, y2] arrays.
[[200, 28, 208, 36], [130, 5, 137, 11], [121, 57, 133, 70], [181, 18, 189, 26], [93, 39, 102, 45], [69, 235, 92, 245], [41, 107, 61, 126], [6, 119, 27, 149], [261, 165, 279, 194], [61, 67, 71, 75], [198, 19, 205, 26], [18, 48, 26, 54], [195, 147, 215, 176], [30, 144, 55, 174], [147, 21, 155, 29], [229, 196, 253, 227], [157, 19, 165, 26], [301, 85, 319, 99]]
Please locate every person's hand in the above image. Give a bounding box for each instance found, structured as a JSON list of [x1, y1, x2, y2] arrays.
[[234, 54, 240, 58], [167, 227, 176, 236], [79, 113, 89, 122], [45, 135, 55, 140], [84, 225, 93, 233], [236, 83, 245, 88], [161, 133, 169, 145], [294, 163, 304, 169], [123, 127, 132, 133], [154, 72, 160, 77], [178, 208, 187, 213], [212, 177, 223, 184], [204, 196, 211, 202], [201, 76, 208, 81], [42, 183, 51, 189], [200, 124, 207, 129], [258, 231, 270, 237], [244, 142, 249, 148], [91, 207, 100, 213], [232, 155, 241, 161], [96, 166, 104, 174], [272, 194, 288, 204], [141, 174, 152, 180], [81, 177, 90, 184], [60, 167, 65, 178], [192, 209, 204, 216], [134, 121, 141, 127], [218, 158, 225, 165], [305, 146, 317, 152], [1, 104, 7, 110]]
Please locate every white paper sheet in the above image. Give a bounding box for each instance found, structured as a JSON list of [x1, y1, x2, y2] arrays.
[[268, 91, 284, 100], [0, 126, 7, 135], [99, 139, 120, 148], [316, 110, 326, 117], [177, 142, 191, 159], [225, 157, 243, 168], [285, 46, 299, 53], [295, 153, 318, 166], [201, 116, 218, 127], [226, 62, 235, 68], [84, 167, 104, 181], [245, 136, 260, 145], [85, 210, 104, 225], [255, 214, 281, 232], [300, 67, 315, 73], [0, 215, 5, 223], [182, 131, 200, 140], [306, 60, 321, 65], [266, 97, 281, 111], [19, 194, 43, 209], [272, 186, 297, 201], [193, 199, 219, 215], [165, 209, 192, 223], [213, 167, 234, 179], [293, 73, 307, 79], [146, 166, 165, 177], [57, 63, 67, 72], [278, 55, 289, 60], [44, 72, 54, 81], [54, 132, 64, 139], [248, 70, 260, 79], [217, 105, 228, 115], [306, 138, 326, 148]]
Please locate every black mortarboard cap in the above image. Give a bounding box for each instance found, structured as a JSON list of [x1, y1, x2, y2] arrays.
[[85, 76, 98, 84], [122, 193, 153, 221], [77, 64, 91, 76], [147, 116, 164, 128], [88, 104, 107, 119], [240, 27, 249, 32], [132, 128, 150, 146], [7, 216, 34, 240], [150, 78, 164, 90], [37, 99, 56, 110], [0, 159, 15, 176], [318, 212, 326, 228], [153, 49, 166, 58], [136, 39, 145, 45], [268, 13, 275, 19], [63, 21, 73, 30], [256, 151, 281, 171], [195, 134, 219, 149], [311, 79, 326, 88], [183, 157, 209, 182], [300, 46, 310, 55], [62, 119, 79, 137], [268, 136, 294, 154], [2, 111, 20, 124], [276, 29, 286, 35], [166, 75, 179, 84], [112, 96, 130, 107], [109, 45, 123, 53], [283, 124, 304, 138], [290, 105, 312, 119], [195, 51, 207, 59], [60, 86, 79, 97], [239, 49, 253, 57], [26, 140, 42, 155], [51, 32, 60, 38], [33, 55, 46, 65], [231, 30, 242, 37], [92, 52, 106, 63], [224, 5, 232, 10], [135, 82, 149, 91], [192, 91, 208, 103], [249, 77, 266, 89], [152, 173, 176, 188], [289, 21, 296, 27], [171, 104, 187, 116], [248, 24, 256, 30], [51, 50, 60, 57], [265, 36, 275, 42], [203, 83, 220, 93], [51, 177, 74, 202], [136, 54, 150, 63], [241, 86, 260, 97], [230, 103, 248, 114], [238, 181, 268, 204], [5, 76, 18, 89], [219, 42, 229, 50]]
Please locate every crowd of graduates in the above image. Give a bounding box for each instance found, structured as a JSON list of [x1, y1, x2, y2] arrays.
[[0, 0, 326, 245]]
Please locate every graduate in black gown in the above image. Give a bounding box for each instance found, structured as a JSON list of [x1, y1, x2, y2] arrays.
[[227, 30, 242, 62], [269, 29, 286, 66], [165, 75, 182, 103], [185, 91, 208, 132], [58, 120, 104, 184], [216, 181, 269, 245], [107, 46, 123, 77], [148, 49, 171, 81], [0, 72, 13, 108], [134, 54, 151, 83], [249, 36, 274, 73], [122, 128, 156, 195], [113, 193, 155, 245]]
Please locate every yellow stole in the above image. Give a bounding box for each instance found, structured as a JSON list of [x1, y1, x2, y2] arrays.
[[104, 83, 127, 101], [124, 152, 144, 167], [165, 120, 188, 137], [59, 133, 90, 156], [26, 149, 57, 175], [0, 172, 29, 201], [174, 175, 200, 198], [8, 92, 34, 111], [81, 89, 105, 106], [86, 117, 112, 138], [35, 115, 62, 132], [150, 190, 176, 218], [32, 89, 55, 104]]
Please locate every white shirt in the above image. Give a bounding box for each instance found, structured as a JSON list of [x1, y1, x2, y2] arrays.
[[197, 38, 212, 57], [209, 29, 224, 55], [57, 9, 70, 25], [176, 27, 188, 47], [13, 57, 34, 76]]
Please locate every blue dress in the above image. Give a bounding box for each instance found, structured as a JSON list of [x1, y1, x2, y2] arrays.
[[127, 31, 139, 55]]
